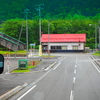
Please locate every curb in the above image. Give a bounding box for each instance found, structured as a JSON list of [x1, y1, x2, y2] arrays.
[[0, 83, 28, 100]]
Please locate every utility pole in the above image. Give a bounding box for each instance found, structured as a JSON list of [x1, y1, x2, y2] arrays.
[[95, 25, 97, 50], [99, 26, 100, 51], [24, 9, 30, 59], [35, 4, 44, 56], [48, 22, 50, 57], [89, 24, 98, 50]]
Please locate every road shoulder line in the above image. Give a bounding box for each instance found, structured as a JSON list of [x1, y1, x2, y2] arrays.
[[89, 57, 100, 73]]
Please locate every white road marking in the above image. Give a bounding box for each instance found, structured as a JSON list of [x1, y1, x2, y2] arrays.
[[59, 58, 63, 63], [58, 56, 63, 59], [70, 90, 74, 100], [53, 63, 61, 70], [17, 85, 37, 100], [64, 57, 66, 59], [73, 77, 76, 84], [75, 65, 77, 68], [74, 70, 76, 74], [44, 61, 57, 71], [89, 57, 100, 73]]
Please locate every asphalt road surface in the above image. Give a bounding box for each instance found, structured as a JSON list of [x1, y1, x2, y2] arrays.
[[9, 54, 100, 100]]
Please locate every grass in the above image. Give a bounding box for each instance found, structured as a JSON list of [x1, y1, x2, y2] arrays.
[[27, 65, 36, 69], [11, 65, 36, 73], [0, 50, 26, 54], [42, 55, 55, 57], [93, 51, 100, 56], [11, 69, 30, 73]]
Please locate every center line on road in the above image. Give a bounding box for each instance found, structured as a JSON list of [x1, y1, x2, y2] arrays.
[[75, 65, 77, 68], [74, 70, 76, 74], [70, 90, 74, 100], [17, 85, 37, 100], [73, 77, 76, 84]]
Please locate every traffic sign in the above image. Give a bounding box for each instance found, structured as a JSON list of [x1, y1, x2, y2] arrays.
[[30, 43, 35, 46]]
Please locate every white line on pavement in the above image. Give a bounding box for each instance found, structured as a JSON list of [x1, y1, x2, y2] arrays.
[[44, 61, 57, 71], [73, 77, 76, 84], [58, 56, 63, 59], [17, 85, 37, 100], [53, 63, 61, 70], [75, 65, 77, 68], [59, 59, 63, 63], [70, 90, 74, 100], [89, 57, 100, 73], [74, 70, 76, 74]]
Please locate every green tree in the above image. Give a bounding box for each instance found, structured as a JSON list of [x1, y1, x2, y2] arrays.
[[2, 19, 22, 39], [51, 20, 72, 33]]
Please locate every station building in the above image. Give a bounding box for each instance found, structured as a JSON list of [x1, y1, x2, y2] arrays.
[[41, 34, 86, 52]]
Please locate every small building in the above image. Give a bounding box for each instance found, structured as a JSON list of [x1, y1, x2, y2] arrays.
[[41, 34, 86, 52]]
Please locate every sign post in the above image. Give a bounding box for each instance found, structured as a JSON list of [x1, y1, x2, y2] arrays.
[[5, 52, 10, 74], [30, 43, 35, 57], [39, 45, 42, 56]]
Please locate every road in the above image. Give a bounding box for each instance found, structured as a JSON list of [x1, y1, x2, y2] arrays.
[[9, 54, 100, 100]]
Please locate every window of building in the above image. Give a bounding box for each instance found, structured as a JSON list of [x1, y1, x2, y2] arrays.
[[51, 46, 67, 50], [61, 46, 67, 50], [51, 46, 61, 50], [57, 46, 61, 49], [72, 46, 78, 50], [51, 46, 56, 49]]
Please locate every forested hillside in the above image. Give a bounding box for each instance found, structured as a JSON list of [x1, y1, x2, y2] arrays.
[[0, 0, 100, 49], [0, 0, 100, 20]]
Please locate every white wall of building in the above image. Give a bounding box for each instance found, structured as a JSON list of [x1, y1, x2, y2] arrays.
[[42, 42, 84, 50]]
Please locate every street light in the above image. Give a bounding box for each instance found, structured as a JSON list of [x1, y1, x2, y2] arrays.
[[89, 24, 98, 50]]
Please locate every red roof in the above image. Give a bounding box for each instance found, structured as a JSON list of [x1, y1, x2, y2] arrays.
[[41, 34, 86, 42]]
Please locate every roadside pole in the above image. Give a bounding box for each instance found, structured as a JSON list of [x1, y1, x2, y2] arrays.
[[30, 43, 35, 57], [5, 51, 10, 74]]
